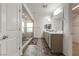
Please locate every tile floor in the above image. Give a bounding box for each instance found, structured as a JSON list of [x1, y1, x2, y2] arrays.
[[23, 38, 63, 56]]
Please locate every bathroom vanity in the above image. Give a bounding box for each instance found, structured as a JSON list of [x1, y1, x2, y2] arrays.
[[43, 30, 63, 54]]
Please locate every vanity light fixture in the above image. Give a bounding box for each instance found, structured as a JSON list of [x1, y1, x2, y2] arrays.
[[72, 4, 79, 10], [53, 8, 62, 16]]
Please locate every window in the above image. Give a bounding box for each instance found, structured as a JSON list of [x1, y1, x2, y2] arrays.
[[53, 8, 62, 16], [26, 23, 33, 32], [22, 22, 24, 33]]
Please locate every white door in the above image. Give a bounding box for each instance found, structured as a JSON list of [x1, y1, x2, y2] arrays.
[[0, 3, 8, 56], [6, 4, 20, 56], [0, 3, 21, 56]]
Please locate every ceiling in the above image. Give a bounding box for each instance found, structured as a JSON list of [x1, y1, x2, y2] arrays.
[[26, 3, 62, 20], [22, 5, 32, 21]]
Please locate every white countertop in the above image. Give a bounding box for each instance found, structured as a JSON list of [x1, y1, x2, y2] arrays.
[[43, 30, 63, 34]]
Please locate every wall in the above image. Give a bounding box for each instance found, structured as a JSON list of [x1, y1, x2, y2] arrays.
[[72, 8, 79, 55], [34, 12, 63, 38], [63, 4, 72, 56], [0, 4, 1, 33], [34, 16, 54, 38], [72, 14, 79, 42], [34, 17, 43, 38], [33, 8, 64, 38], [22, 17, 33, 40], [52, 12, 63, 31]]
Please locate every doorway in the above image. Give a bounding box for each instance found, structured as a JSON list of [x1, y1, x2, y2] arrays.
[[22, 5, 34, 53], [72, 4, 79, 56]]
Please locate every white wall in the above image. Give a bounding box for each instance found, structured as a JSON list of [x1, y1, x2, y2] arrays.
[[73, 14, 79, 42], [34, 13, 63, 38], [63, 4, 72, 56], [52, 13, 63, 31], [0, 4, 1, 33], [34, 17, 43, 38], [34, 15, 54, 38]]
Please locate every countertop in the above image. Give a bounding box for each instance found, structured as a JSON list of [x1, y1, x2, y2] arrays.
[[43, 30, 63, 34]]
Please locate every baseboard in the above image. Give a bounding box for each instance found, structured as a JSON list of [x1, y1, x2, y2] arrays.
[[61, 53, 65, 56], [53, 52, 65, 56], [59, 52, 65, 56]]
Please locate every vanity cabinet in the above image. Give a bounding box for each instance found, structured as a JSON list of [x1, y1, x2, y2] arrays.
[[51, 34, 63, 53], [43, 31, 63, 53], [43, 32, 49, 45]]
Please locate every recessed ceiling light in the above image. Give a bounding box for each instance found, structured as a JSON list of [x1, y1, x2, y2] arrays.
[[53, 8, 62, 16], [72, 4, 79, 10]]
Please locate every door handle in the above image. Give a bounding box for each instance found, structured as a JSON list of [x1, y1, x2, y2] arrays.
[[2, 35, 8, 39]]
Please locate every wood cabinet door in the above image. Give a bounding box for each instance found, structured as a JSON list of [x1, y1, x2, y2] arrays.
[[51, 34, 63, 53], [6, 4, 20, 56]]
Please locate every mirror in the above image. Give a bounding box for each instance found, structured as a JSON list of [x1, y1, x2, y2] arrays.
[[22, 5, 33, 46], [51, 7, 64, 32]]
